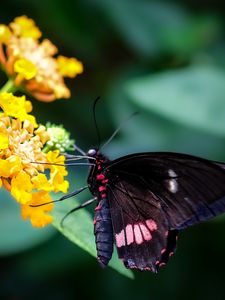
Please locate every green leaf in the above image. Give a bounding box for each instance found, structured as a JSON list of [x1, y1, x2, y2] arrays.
[[97, 0, 220, 57], [0, 189, 55, 255], [52, 199, 134, 279], [125, 65, 225, 137]]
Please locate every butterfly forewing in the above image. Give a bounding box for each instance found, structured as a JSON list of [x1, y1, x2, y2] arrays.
[[107, 152, 225, 230]]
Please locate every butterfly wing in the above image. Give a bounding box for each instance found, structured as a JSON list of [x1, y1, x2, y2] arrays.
[[106, 152, 225, 271]]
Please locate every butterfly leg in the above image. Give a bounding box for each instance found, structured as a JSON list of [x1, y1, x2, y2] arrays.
[[30, 186, 89, 207], [60, 197, 97, 227]]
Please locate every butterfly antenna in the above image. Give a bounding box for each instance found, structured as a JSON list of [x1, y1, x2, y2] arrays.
[[100, 111, 139, 151], [93, 96, 101, 149]]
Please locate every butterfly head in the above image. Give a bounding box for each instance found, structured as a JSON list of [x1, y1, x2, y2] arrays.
[[87, 148, 110, 165], [87, 148, 98, 158]]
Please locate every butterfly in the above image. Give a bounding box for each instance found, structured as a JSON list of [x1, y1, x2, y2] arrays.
[[36, 99, 225, 273], [61, 147, 225, 273]]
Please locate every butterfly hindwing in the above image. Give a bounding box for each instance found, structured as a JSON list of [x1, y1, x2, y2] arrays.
[[108, 176, 174, 272]]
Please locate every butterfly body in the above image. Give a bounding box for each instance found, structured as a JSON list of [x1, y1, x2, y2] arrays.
[[87, 149, 114, 267], [86, 149, 225, 272]]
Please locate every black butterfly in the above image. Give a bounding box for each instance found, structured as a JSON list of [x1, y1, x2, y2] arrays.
[[60, 148, 225, 273]]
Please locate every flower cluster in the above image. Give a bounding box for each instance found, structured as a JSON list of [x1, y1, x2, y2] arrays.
[[0, 92, 69, 227], [0, 16, 82, 228], [0, 16, 83, 101]]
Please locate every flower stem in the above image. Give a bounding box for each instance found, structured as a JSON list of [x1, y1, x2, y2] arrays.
[[0, 78, 17, 93], [42, 144, 52, 154]]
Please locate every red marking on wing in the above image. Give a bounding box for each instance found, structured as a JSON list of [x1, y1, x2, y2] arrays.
[[125, 224, 134, 245], [146, 219, 157, 231], [139, 223, 152, 241], [115, 219, 157, 248], [161, 248, 166, 255], [134, 225, 143, 244], [99, 186, 106, 192], [96, 174, 105, 180], [115, 230, 125, 247], [159, 262, 166, 268], [143, 267, 152, 271]]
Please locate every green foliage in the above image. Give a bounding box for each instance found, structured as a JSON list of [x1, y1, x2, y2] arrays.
[[52, 198, 134, 279], [0, 189, 55, 255], [126, 65, 225, 137], [96, 0, 221, 57]]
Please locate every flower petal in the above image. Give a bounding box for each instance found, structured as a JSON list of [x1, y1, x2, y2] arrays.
[[14, 58, 37, 80], [21, 191, 53, 227], [10, 15, 41, 39], [57, 55, 83, 78], [11, 171, 33, 204], [0, 25, 11, 44]]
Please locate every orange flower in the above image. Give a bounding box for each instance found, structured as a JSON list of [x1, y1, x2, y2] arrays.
[[0, 16, 83, 101]]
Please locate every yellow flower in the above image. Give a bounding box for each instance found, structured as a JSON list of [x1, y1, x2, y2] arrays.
[[0, 25, 11, 44], [0, 16, 83, 102], [21, 191, 53, 227], [31, 173, 52, 191], [0, 92, 37, 126], [0, 156, 22, 177], [11, 171, 33, 204], [35, 125, 51, 145], [0, 114, 69, 227], [9, 15, 41, 39], [0, 125, 9, 149], [14, 58, 37, 80], [46, 150, 69, 193], [57, 56, 83, 78]]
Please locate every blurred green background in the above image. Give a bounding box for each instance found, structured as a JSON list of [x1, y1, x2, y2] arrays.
[[1, 0, 225, 299]]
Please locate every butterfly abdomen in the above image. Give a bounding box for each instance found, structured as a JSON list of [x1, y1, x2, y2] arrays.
[[94, 198, 114, 267]]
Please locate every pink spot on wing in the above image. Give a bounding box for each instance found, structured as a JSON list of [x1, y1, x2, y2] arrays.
[[169, 252, 174, 257], [101, 193, 106, 198], [139, 223, 152, 241], [93, 218, 97, 225], [134, 224, 143, 244], [146, 219, 157, 231], [115, 230, 125, 247], [161, 248, 166, 255], [96, 174, 105, 180], [125, 224, 134, 245], [97, 165, 101, 170], [102, 179, 108, 184], [99, 186, 106, 192], [159, 262, 166, 268]]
